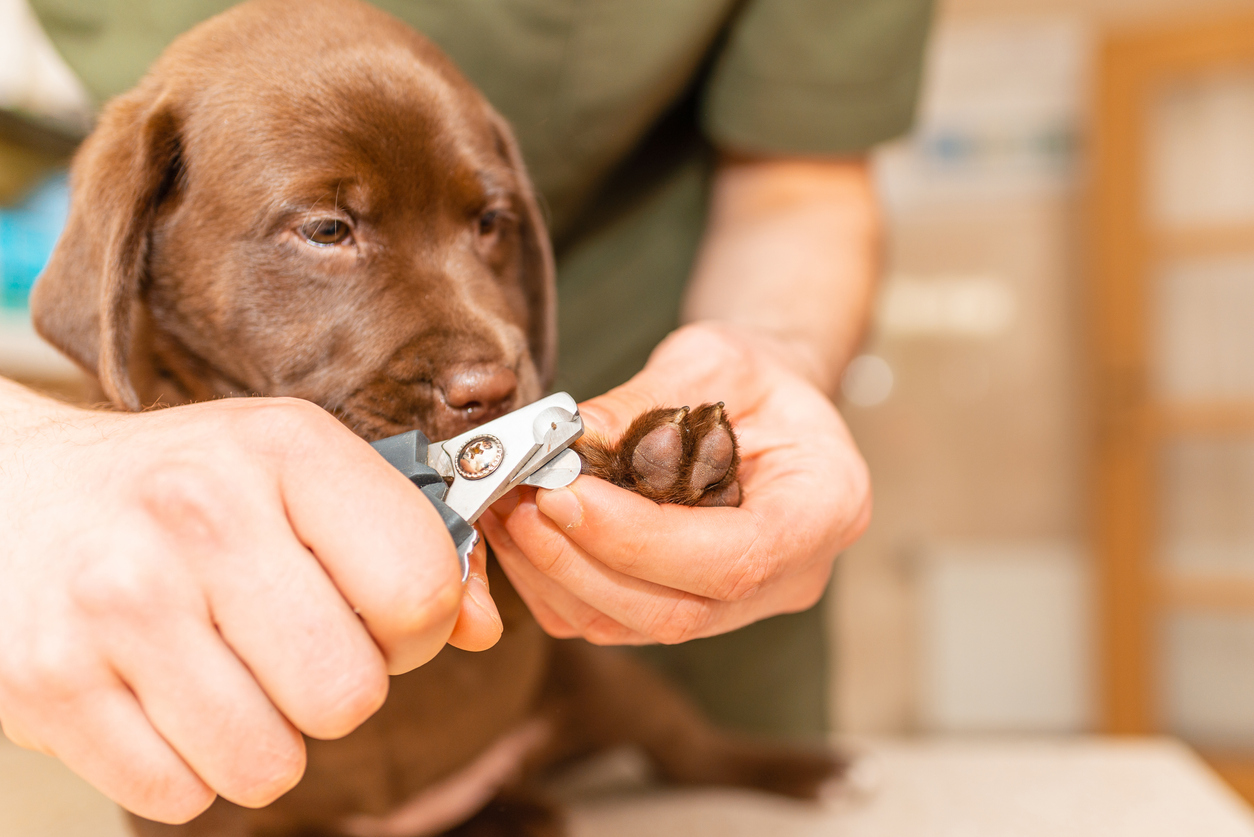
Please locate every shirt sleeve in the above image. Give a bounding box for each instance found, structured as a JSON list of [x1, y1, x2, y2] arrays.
[[701, 0, 935, 155], [29, 0, 233, 104]]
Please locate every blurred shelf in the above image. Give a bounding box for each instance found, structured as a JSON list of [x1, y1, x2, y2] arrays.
[[1156, 224, 1254, 260], [1160, 575, 1254, 612], [1154, 402, 1254, 436]]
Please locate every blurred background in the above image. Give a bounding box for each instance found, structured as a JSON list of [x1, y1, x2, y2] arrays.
[[835, 0, 1254, 804], [5, 0, 1254, 806]]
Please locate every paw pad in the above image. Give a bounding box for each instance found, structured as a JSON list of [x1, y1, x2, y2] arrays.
[[576, 402, 741, 507]]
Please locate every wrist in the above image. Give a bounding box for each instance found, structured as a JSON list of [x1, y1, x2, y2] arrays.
[[671, 321, 839, 397]]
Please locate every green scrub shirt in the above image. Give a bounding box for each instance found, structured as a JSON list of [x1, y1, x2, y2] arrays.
[[31, 0, 933, 739]]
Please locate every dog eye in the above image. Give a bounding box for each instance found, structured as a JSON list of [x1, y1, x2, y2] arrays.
[[478, 210, 503, 237], [478, 208, 515, 238], [300, 219, 352, 246]]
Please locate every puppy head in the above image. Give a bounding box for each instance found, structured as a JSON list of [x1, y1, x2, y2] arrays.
[[32, 0, 555, 441]]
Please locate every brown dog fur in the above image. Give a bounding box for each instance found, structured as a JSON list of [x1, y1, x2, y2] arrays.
[[30, 1, 839, 834]]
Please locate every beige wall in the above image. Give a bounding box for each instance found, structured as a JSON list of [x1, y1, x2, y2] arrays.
[[834, 198, 1087, 732]]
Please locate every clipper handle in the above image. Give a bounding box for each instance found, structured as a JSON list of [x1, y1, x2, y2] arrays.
[[370, 430, 475, 581]]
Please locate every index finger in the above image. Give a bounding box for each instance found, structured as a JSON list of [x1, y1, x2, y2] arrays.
[[530, 476, 771, 603], [260, 402, 465, 674], [528, 393, 870, 603]]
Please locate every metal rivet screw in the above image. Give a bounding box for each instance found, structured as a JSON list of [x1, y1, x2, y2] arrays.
[[456, 435, 504, 481]]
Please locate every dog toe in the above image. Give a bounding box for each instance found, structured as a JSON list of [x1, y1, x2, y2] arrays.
[[577, 402, 742, 507], [685, 403, 739, 501], [629, 408, 688, 496]]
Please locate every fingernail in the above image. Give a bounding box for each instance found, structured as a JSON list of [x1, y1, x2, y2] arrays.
[[539, 487, 583, 530], [466, 574, 502, 629], [491, 487, 523, 518]]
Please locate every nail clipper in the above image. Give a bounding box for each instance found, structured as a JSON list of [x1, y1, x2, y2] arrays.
[[369, 392, 585, 582]]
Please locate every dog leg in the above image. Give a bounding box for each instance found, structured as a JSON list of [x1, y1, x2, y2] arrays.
[[127, 802, 249, 837], [575, 403, 741, 507], [542, 641, 845, 800], [438, 790, 563, 837]]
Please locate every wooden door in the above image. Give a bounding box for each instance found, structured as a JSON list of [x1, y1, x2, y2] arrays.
[[1093, 12, 1254, 800]]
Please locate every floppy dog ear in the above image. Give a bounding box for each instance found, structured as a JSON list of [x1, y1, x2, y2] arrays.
[[31, 85, 183, 411], [488, 110, 557, 392]]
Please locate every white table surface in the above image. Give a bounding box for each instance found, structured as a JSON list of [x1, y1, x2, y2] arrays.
[[3, 736, 1252, 836]]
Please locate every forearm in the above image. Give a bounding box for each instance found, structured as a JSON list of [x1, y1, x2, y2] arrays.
[[681, 155, 881, 396], [0, 376, 79, 436]]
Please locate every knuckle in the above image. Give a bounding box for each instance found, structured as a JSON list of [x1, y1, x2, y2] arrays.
[[582, 628, 617, 645], [527, 539, 566, 576], [378, 565, 462, 640], [128, 769, 215, 825], [652, 621, 691, 646], [69, 549, 172, 621], [249, 396, 327, 428], [612, 539, 648, 576], [2, 634, 87, 702], [234, 398, 338, 459], [307, 661, 389, 739], [535, 612, 579, 639], [134, 462, 237, 547], [581, 615, 629, 646], [715, 547, 775, 603], [230, 741, 307, 808], [649, 596, 713, 645]]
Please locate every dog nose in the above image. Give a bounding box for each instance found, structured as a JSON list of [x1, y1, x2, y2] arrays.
[[437, 363, 518, 417]]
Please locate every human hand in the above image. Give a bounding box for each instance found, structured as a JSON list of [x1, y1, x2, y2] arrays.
[[0, 389, 501, 823], [481, 322, 871, 645]]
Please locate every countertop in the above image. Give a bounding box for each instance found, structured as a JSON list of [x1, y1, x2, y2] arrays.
[[2, 736, 1251, 836]]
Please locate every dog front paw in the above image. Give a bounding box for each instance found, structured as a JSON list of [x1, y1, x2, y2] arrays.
[[575, 403, 741, 507]]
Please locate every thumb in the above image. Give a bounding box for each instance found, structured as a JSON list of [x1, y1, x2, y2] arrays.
[[577, 324, 775, 440]]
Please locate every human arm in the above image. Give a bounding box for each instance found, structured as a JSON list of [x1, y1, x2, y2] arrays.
[[684, 154, 879, 394], [0, 378, 502, 822], [481, 154, 877, 644]]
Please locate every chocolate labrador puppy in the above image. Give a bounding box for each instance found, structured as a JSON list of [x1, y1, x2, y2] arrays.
[[31, 1, 840, 834]]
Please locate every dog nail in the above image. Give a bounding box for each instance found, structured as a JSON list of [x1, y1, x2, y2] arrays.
[[538, 487, 583, 531]]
